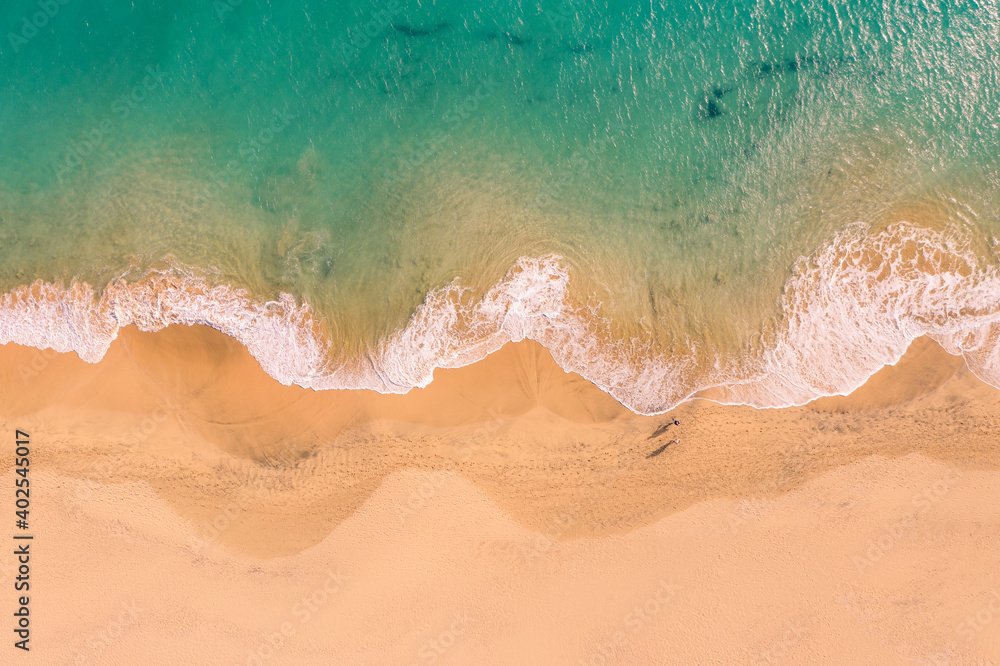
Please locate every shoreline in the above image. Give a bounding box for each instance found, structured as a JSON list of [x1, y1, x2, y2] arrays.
[[4, 219, 1000, 415], [1, 323, 998, 663], [3, 323, 999, 554]]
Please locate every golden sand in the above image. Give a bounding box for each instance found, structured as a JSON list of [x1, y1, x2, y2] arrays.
[[1, 325, 998, 664]]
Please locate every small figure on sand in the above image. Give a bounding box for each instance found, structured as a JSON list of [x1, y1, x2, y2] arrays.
[[647, 419, 680, 440]]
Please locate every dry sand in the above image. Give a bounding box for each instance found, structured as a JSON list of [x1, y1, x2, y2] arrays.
[[0, 325, 998, 664]]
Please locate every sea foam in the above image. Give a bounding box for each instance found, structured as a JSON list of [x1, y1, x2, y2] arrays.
[[712, 222, 1000, 409], [2, 222, 1000, 414]]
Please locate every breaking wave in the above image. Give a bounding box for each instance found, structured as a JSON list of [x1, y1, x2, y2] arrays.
[[2, 221, 1000, 414]]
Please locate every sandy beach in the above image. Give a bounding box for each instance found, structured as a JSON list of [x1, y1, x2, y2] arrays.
[[5, 1, 1000, 663], [1, 324, 998, 664]]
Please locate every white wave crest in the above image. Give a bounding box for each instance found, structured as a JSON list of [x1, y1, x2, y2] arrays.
[[0, 272, 330, 385], [2, 222, 1000, 414], [710, 222, 1000, 408]]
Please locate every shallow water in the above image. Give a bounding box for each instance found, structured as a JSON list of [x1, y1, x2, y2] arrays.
[[2, 0, 1000, 412]]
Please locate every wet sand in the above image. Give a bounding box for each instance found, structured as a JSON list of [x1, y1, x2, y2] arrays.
[[1, 325, 998, 664]]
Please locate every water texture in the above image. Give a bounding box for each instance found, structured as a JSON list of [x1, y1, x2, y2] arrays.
[[2, 0, 1000, 412]]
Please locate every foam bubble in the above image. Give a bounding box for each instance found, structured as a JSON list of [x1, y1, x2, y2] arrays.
[[0, 270, 332, 386], [2, 223, 1000, 415], [709, 222, 1000, 409]]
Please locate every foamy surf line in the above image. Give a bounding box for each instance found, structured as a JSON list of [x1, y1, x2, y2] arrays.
[[2, 222, 1000, 414]]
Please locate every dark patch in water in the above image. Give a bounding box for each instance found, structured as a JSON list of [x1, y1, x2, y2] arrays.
[[393, 22, 451, 37], [754, 62, 774, 78], [483, 31, 533, 47], [784, 54, 817, 73], [742, 141, 761, 158], [712, 86, 731, 99], [752, 56, 818, 78], [568, 43, 597, 54], [697, 96, 724, 120]]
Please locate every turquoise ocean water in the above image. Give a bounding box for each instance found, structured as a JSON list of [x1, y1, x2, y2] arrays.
[[2, 0, 1000, 412]]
